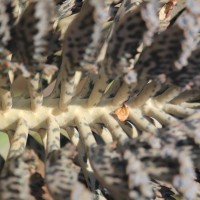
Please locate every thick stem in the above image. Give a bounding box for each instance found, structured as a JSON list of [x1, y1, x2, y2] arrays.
[[171, 90, 200, 104], [101, 79, 121, 100], [47, 116, 60, 154], [129, 80, 160, 108], [118, 120, 138, 138], [143, 100, 178, 126], [128, 109, 157, 133], [154, 86, 181, 104], [7, 118, 29, 159], [28, 73, 43, 111], [101, 113, 128, 145], [59, 70, 76, 110], [112, 82, 137, 106], [87, 70, 109, 107], [0, 74, 12, 111], [75, 117, 97, 152], [91, 123, 113, 144], [66, 127, 101, 194], [1, 91, 12, 111], [164, 103, 196, 118]]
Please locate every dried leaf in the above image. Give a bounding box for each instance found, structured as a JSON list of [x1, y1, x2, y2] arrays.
[[114, 104, 130, 121]]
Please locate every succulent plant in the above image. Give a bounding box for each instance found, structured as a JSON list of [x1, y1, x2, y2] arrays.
[[0, 0, 200, 199]]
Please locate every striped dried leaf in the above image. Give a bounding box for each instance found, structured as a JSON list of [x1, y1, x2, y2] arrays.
[[169, 45, 200, 90], [114, 104, 130, 121], [103, 0, 159, 84], [0, 0, 15, 57], [135, 0, 200, 84], [61, 0, 108, 75], [0, 156, 32, 200], [46, 143, 93, 200], [11, 0, 55, 72]]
